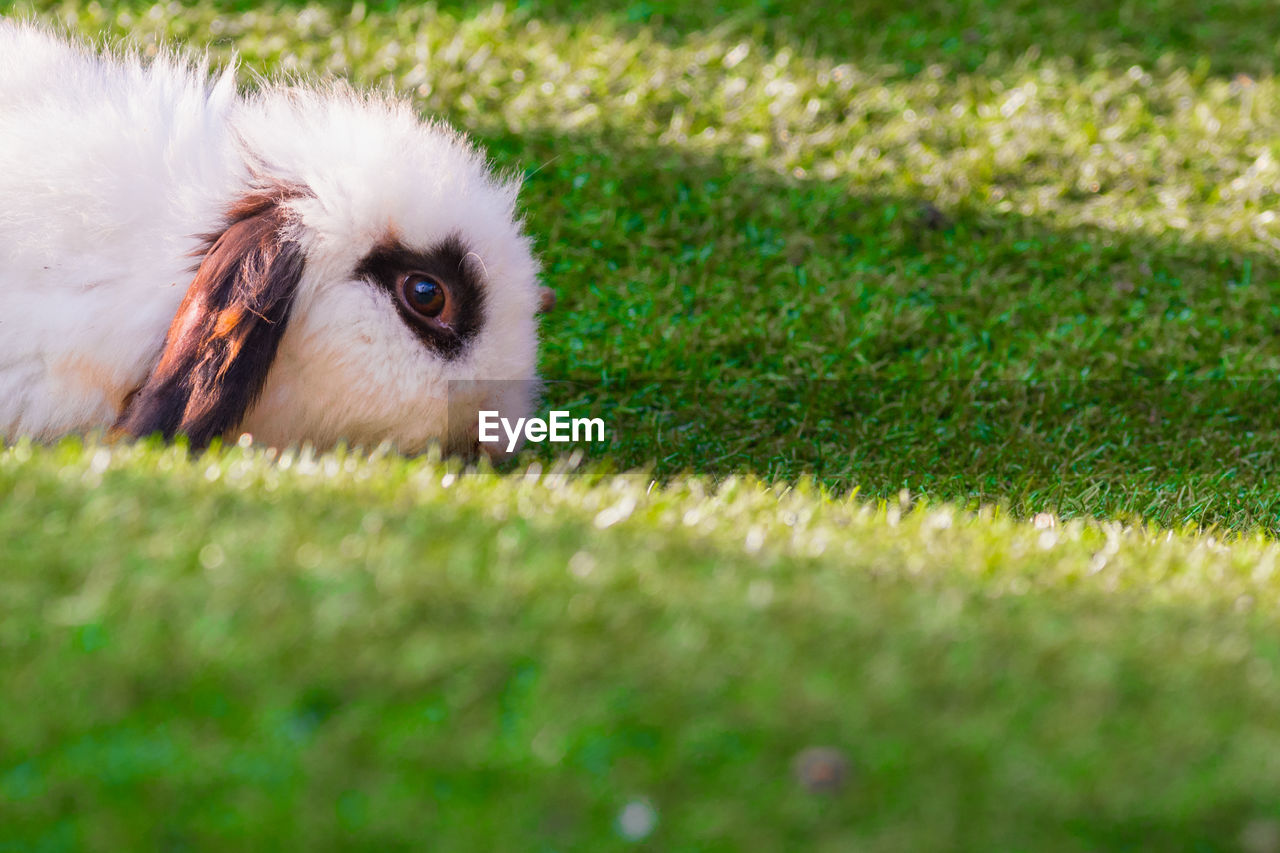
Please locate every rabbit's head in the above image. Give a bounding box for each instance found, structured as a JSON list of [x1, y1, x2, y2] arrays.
[[117, 88, 542, 456]]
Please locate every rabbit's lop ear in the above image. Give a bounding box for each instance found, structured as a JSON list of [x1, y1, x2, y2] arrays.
[[117, 192, 305, 447]]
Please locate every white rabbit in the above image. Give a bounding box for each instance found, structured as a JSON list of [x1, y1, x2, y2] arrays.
[[0, 21, 545, 455]]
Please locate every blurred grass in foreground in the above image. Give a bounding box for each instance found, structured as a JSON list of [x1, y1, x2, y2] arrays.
[[5, 440, 1280, 850]]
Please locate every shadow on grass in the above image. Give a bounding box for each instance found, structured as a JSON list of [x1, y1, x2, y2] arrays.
[[474, 128, 1280, 528]]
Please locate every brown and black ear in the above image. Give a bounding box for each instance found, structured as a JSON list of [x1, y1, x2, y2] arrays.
[[117, 193, 305, 447]]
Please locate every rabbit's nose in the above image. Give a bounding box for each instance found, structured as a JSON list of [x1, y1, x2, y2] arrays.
[[537, 287, 556, 313]]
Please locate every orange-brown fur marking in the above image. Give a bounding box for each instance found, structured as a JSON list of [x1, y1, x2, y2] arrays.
[[213, 306, 244, 338], [114, 187, 307, 446]]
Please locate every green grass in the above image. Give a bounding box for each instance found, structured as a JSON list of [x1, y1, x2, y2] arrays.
[[5, 0, 1280, 849]]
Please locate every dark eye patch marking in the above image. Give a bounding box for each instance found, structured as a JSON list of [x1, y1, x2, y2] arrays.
[[355, 234, 486, 360]]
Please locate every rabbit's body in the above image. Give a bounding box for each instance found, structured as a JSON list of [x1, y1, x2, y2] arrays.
[[0, 23, 541, 453], [0, 26, 243, 439]]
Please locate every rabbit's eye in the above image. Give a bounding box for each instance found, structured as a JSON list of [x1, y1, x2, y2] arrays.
[[357, 236, 483, 359], [401, 273, 447, 318]]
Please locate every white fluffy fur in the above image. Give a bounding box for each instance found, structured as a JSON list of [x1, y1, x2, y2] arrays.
[[0, 21, 540, 453]]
